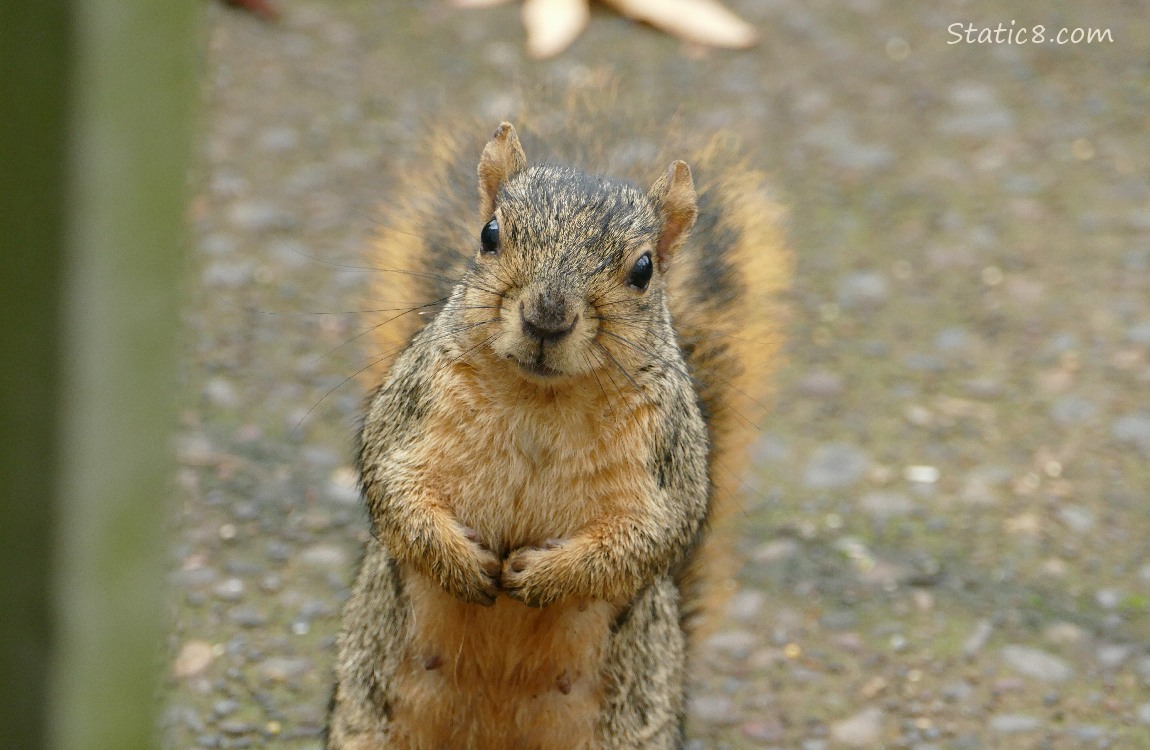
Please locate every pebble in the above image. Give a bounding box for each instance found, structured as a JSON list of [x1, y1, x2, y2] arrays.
[[1057, 505, 1096, 533], [942, 679, 975, 703], [1112, 412, 1150, 447], [689, 693, 738, 725], [1095, 589, 1122, 609], [703, 630, 758, 660], [938, 83, 1015, 136], [934, 326, 969, 351], [803, 443, 870, 489], [726, 589, 766, 622], [258, 125, 300, 152], [1127, 320, 1150, 345], [836, 271, 889, 309], [218, 720, 256, 736], [859, 491, 914, 519], [1000, 645, 1074, 682], [213, 699, 240, 717], [260, 656, 313, 683], [829, 707, 884, 747], [1044, 621, 1087, 645], [229, 606, 269, 628], [962, 620, 993, 658], [752, 538, 799, 563], [988, 714, 1042, 733], [1096, 644, 1132, 669], [300, 543, 350, 570], [173, 640, 215, 678], [741, 719, 784, 743], [1050, 395, 1098, 425], [1068, 725, 1108, 743], [205, 376, 241, 409], [1137, 703, 1150, 725], [797, 368, 845, 399], [202, 261, 253, 287], [228, 200, 297, 232], [213, 578, 246, 602]]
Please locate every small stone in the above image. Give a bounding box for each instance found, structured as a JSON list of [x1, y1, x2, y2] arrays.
[[941, 679, 974, 703], [300, 544, 349, 570], [1112, 413, 1150, 448], [258, 125, 300, 152], [1050, 395, 1098, 425], [260, 656, 312, 683], [218, 720, 256, 736], [213, 578, 245, 602], [1068, 725, 1107, 743], [204, 376, 240, 409], [935, 326, 968, 351], [726, 589, 766, 622], [1095, 589, 1122, 609], [1096, 644, 1132, 669], [703, 630, 758, 659], [1044, 621, 1087, 645], [904, 464, 940, 484], [213, 699, 240, 717], [859, 491, 914, 519], [689, 693, 737, 725], [962, 620, 993, 658], [742, 719, 784, 742], [837, 271, 889, 309], [752, 538, 799, 563], [228, 200, 296, 232], [1127, 321, 1150, 346], [173, 640, 215, 678], [829, 707, 884, 747], [229, 606, 268, 628], [1057, 505, 1096, 533], [938, 83, 1015, 136], [803, 443, 870, 489], [1001, 645, 1074, 682], [988, 714, 1042, 734], [797, 368, 845, 399], [1137, 703, 1150, 725]]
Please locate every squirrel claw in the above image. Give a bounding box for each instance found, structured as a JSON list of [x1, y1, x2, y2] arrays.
[[501, 546, 564, 608]]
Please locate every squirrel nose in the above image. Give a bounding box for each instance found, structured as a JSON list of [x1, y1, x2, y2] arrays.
[[520, 291, 577, 343]]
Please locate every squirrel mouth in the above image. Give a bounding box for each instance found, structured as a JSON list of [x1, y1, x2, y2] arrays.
[[510, 347, 565, 378], [516, 359, 564, 378]]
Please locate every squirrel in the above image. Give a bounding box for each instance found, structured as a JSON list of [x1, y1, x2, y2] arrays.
[[326, 95, 790, 750]]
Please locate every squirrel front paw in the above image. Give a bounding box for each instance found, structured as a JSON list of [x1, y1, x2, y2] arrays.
[[428, 525, 502, 606], [500, 539, 573, 608]]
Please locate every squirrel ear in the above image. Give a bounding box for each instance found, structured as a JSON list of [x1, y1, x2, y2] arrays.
[[478, 122, 527, 218], [648, 160, 698, 268]]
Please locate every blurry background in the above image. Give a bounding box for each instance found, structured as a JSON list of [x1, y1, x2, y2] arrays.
[[158, 1, 1149, 748]]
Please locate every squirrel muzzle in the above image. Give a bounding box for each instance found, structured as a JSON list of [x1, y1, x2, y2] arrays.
[[519, 287, 578, 343]]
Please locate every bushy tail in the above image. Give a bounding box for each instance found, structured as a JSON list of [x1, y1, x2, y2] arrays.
[[667, 136, 791, 638]]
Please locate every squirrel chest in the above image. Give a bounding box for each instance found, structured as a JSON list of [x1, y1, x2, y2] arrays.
[[418, 356, 659, 552]]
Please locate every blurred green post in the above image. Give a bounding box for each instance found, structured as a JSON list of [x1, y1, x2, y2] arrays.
[[0, 2, 200, 749]]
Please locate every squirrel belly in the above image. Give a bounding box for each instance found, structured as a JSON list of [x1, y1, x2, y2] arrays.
[[328, 101, 790, 749]]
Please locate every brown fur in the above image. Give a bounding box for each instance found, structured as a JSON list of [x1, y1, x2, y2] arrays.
[[328, 95, 790, 749]]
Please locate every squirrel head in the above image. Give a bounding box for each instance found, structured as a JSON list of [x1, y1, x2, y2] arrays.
[[458, 122, 698, 386]]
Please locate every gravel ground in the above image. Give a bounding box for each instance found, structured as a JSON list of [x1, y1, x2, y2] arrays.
[[164, 2, 1150, 748]]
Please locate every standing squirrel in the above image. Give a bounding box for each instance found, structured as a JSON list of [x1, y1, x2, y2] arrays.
[[327, 97, 790, 749]]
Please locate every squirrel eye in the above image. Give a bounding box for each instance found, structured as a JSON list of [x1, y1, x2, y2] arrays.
[[480, 217, 500, 255], [627, 252, 653, 291]]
